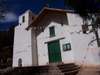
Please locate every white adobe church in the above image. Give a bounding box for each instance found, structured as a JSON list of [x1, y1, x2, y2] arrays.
[[13, 7, 100, 67]]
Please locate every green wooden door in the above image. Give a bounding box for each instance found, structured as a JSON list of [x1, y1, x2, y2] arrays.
[[48, 40, 62, 63]]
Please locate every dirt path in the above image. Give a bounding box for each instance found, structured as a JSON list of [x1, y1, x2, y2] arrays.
[[77, 66, 100, 75]]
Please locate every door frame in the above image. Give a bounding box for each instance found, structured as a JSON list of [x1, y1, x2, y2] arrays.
[[47, 40, 62, 63]]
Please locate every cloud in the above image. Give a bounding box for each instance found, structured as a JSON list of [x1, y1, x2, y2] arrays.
[[0, 12, 18, 23]]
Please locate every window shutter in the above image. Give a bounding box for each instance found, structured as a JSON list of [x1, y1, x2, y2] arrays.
[[63, 43, 71, 51], [49, 26, 55, 37]]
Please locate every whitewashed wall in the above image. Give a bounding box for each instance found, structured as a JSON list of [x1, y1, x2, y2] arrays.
[[37, 13, 100, 66], [68, 13, 100, 66], [13, 10, 33, 67], [13, 10, 100, 67], [37, 14, 74, 65]]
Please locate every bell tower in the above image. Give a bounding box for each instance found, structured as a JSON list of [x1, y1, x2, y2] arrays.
[[13, 10, 35, 67]]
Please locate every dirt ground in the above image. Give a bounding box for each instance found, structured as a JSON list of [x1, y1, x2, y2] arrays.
[[77, 66, 100, 75]]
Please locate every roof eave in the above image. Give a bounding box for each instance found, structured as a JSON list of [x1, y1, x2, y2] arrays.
[[26, 7, 75, 30]]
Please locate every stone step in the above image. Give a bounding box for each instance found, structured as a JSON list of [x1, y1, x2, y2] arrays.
[[57, 63, 80, 75], [0, 63, 80, 75], [48, 63, 64, 75]]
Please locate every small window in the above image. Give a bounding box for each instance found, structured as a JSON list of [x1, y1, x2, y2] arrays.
[[49, 26, 55, 37], [63, 43, 71, 51], [82, 25, 89, 34], [18, 58, 22, 67], [22, 16, 25, 23]]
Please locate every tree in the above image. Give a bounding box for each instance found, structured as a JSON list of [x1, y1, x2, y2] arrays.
[[46, 0, 100, 47], [64, 0, 100, 47], [0, 0, 7, 19]]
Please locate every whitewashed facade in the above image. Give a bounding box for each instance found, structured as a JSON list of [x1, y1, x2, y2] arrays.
[[13, 8, 100, 67], [13, 10, 34, 67]]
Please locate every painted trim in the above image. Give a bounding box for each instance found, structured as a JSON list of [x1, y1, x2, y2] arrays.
[[44, 37, 65, 44]]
